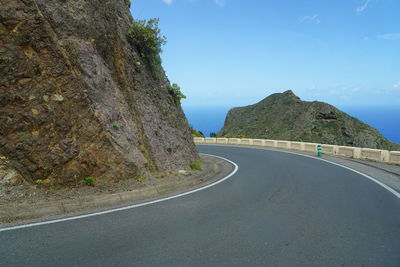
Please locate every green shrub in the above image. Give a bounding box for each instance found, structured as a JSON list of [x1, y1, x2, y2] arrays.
[[167, 95, 174, 103], [155, 174, 165, 179], [35, 179, 44, 185], [210, 132, 217, 137], [235, 134, 251, 139], [190, 126, 204, 137], [113, 124, 119, 130], [128, 18, 166, 74], [1, 57, 12, 63], [137, 174, 146, 182], [190, 160, 202, 171], [167, 83, 186, 104], [84, 177, 95, 186]]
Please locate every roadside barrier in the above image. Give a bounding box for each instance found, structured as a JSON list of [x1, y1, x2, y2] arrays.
[[317, 144, 322, 157], [193, 137, 400, 165]]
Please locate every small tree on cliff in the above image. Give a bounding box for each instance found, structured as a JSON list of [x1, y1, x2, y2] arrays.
[[167, 83, 186, 104], [128, 18, 166, 74]]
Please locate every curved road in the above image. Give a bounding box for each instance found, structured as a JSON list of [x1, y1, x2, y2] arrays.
[[1, 145, 400, 266]]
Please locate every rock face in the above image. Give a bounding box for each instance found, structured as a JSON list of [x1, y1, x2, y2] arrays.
[[0, 153, 24, 186], [219, 90, 400, 150], [0, 0, 198, 185]]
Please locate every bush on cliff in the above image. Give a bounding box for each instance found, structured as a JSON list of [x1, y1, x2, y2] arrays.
[[190, 126, 204, 138], [167, 83, 186, 104], [128, 18, 166, 74]]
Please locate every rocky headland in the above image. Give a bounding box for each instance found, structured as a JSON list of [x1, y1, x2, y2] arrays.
[[219, 90, 400, 151]]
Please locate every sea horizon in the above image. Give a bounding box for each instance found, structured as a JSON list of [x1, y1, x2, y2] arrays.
[[183, 105, 400, 144]]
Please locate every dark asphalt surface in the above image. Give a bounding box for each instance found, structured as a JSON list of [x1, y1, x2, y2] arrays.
[[1, 145, 400, 266]]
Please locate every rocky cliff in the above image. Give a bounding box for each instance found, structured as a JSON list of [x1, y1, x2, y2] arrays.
[[0, 0, 198, 185], [219, 90, 400, 150]]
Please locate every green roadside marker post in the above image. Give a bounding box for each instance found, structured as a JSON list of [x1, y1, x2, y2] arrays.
[[317, 144, 323, 157]]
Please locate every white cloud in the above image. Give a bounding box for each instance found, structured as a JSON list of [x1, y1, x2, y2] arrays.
[[162, 0, 173, 5], [376, 33, 400, 40], [355, 0, 371, 14], [393, 82, 400, 90], [351, 87, 361, 93], [300, 14, 320, 25]]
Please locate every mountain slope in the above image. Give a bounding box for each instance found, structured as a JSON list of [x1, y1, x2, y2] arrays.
[[0, 0, 197, 185], [219, 90, 400, 150]]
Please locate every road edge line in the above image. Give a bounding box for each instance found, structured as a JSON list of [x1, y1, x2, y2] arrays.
[[199, 144, 400, 199], [0, 154, 239, 232]]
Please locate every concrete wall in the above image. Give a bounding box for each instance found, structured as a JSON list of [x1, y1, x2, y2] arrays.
[[304, 143, 317, 153], [389, 151, 400, 165], [290, 142, 304, 151], [204, 138, 217, 144], [216, 138, 229, 144], [360, 148, 390, 162], [240, 139, 253, 145], [321, 145, 336, 155], [252, 139, 264, 146], [264, 140, 277, 148], [229, 138, 240, 145], [193, 137, 400, 165], [337, 146, 355, 158], [277, 141, 290, 149]]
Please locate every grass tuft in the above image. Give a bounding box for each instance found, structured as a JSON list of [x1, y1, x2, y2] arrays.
[[84, 177, 95, 186], [190, 160, 202, 171]]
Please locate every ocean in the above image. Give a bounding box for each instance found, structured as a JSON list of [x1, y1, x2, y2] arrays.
[[183, 106, 400, 143]]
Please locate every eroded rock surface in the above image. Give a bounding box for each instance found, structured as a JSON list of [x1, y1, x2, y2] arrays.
[[0, 154, 24, 186], [0, 0, 198, 185]]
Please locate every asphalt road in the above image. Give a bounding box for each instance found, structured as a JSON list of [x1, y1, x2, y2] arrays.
[[1, 145, 400, 266]]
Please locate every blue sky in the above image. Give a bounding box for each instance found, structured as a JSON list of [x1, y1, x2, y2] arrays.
[[130, 0, 400, 108]]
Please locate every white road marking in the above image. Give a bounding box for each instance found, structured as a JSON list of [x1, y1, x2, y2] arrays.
[[201, 144, 400, 199], [3, 145, 398, 232], [0, 154, 239, 232]]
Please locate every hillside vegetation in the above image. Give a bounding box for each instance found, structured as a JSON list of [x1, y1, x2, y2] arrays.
[[219, 90, 400, 151]]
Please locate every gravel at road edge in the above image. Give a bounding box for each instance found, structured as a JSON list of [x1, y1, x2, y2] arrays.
[[0, 154, 234, 227]]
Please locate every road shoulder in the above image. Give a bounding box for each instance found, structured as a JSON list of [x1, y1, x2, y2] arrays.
[[0, 154, 234, 227]]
